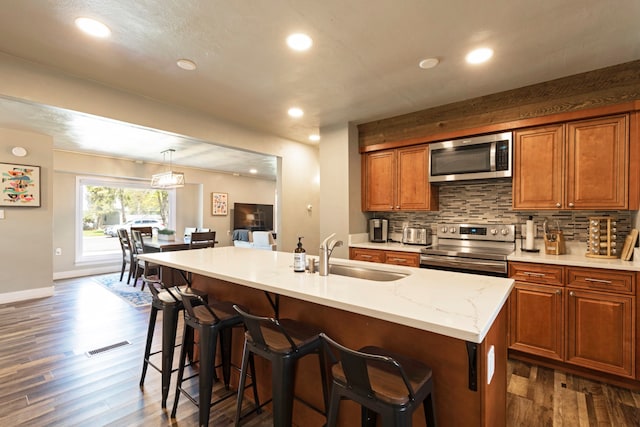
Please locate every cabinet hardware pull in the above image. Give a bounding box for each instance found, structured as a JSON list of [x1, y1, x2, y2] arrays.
[[390, 258, 406, 262], [568, 202, 575, 207], [523, 272, 545, 277], [569, 291, 575, 296], [360, 255, 372, 259], [556, 290, 562, 295], [584, 278, 612, 284], [555, 203, 561, 208]]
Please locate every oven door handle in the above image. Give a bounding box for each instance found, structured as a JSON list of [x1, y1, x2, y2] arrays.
[[420, 255, 507, 274]]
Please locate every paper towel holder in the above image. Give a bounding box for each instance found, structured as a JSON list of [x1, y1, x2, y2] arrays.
[[519, 219, 540, 253]]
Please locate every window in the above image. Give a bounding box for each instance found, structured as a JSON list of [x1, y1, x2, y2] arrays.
[[76, 176, 176, 263]]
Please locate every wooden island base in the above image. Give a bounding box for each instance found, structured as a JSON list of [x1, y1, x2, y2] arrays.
[[192, 274, 508, 427]]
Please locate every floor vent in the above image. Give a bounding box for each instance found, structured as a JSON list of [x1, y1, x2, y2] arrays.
[[86, 340, 131, 357]]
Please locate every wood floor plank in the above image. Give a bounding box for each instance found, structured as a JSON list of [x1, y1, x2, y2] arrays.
[[2, 277, 640, 426]]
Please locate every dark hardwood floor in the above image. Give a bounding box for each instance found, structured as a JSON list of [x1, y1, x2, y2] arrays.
[[0, 276, 639, 426]]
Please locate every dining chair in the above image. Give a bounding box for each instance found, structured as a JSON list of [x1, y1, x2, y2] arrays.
[[117, 228, 136, 284], [131, 226, 153, 238], [189, 231, 216, 249], [183, 227, 197, 242], [131, 229, 159, 290]]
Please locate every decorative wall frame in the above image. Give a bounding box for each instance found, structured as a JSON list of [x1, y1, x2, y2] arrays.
[[211, 192, 228, 215], [0, 162, 41, 207]]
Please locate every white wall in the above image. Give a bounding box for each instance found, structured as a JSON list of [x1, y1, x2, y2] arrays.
[[319, 122, 367, 259], [0, 129, 54, 300]]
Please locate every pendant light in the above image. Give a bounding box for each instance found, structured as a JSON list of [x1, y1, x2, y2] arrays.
[[151, 149, 185, 189]]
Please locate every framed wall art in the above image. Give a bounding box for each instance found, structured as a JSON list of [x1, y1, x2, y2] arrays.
[[1, 163, 41, 207], [211, 192, 228, 216]]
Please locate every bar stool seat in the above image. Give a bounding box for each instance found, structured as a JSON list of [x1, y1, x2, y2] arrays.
[[321, 333, 437, 427], [171, 295, 260, 427], [233, 305, 328, 427], [139, 278, 208, 408]]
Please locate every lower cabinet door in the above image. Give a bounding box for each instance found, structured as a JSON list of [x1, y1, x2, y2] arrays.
[[566, 289, 635, 378], [509, 282, 564, 360]]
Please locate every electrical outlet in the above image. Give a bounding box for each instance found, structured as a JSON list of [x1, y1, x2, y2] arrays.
[[55, 248, 62, 256], [0, 209, 4, 219]]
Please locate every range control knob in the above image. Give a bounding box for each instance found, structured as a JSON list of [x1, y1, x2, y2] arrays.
[[441, 226, 448, 233], [501, 228, 510, 236], [490, 228, 498, 235], [449, 227, 457, 233]]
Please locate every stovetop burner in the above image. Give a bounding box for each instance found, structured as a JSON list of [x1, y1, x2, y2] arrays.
[[420, 223, 516, 276]]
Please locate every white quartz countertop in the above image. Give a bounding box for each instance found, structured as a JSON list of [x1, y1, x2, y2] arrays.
[[139, 246, 514, 343], [508, 241, 640, 271]]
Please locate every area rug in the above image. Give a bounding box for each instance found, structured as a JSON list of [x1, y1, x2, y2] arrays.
[[92, 273, 152, 307]]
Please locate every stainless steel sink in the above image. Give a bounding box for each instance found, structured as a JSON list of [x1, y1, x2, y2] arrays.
[[328, 264, 409, 281]]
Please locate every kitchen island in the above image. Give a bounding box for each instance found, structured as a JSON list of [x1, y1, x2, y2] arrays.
[[139, 246, 514, 426]]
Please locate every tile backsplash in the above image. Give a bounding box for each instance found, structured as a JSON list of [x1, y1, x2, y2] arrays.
[[369, 179, 634, 244]]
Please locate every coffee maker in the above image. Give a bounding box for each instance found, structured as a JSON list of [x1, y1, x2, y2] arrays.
[[369, 218, 388, 243]]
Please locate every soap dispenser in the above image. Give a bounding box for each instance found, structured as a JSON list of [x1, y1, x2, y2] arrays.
[[293, 237, 306, 272]]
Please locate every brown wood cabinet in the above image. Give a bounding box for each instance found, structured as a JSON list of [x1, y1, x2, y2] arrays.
[[350, 247, 386, 264], [349, 247, 420, 268], [513, 115, 628, 210], [509, 263, 565, 361], [362, 145, 438, 212], [566, 288, 634, 378], [509, 262, 636, 379]]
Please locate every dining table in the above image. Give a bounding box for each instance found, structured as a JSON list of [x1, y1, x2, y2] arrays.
[[142, 237, 190, 285], [143, 237, 190, 252]]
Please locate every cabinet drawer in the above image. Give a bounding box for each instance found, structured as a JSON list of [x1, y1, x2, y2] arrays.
[[567, 267, 634, 294], [384, 251, 420, 267], [349, 248, 385, 263], [509, 262, 564, 286]]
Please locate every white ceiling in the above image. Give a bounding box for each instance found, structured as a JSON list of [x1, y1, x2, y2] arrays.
[[0, 0, 639, 180]]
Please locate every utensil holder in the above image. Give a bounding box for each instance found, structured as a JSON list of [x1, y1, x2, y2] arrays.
[[586, 216, 617, 259], [544, 230, 565, 255]]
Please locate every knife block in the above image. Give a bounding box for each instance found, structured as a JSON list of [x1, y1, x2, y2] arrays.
[[544, 230, 565, 255]]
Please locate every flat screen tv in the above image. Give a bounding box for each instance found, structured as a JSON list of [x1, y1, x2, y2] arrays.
[[233, 203, 274, 231]]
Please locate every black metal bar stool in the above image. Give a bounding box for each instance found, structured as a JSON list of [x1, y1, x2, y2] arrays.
[[233, 305, 328, 426], [171, 293, 260, 427], [139, 277, 208, 408], [320, 333, 437, 427]]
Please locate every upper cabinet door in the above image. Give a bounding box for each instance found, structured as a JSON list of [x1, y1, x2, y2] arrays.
[[363, 145, 438, 212], [513, 125, 564, 210], [396, 145, 434, 210], [364, 150, 396, 211], [566, 115, 628, 210]]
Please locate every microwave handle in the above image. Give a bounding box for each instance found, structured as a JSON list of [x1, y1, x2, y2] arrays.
[[489, 141, 496, 172]]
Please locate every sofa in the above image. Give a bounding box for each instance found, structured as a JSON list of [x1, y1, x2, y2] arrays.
[[232, 230, 277, 251]]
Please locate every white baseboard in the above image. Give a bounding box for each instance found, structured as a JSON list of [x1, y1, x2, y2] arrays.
[[53, 266, 120, 280], [0, 286, 55, 305]]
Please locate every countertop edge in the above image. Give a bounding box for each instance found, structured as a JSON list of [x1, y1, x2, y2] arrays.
[[138, 248, 513, 343]]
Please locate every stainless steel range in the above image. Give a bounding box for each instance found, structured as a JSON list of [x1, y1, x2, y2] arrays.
[[420, 223, 515, 277]]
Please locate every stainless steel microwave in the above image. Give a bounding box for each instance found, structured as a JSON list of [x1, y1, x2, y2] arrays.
[[428, 131, 513, 182]]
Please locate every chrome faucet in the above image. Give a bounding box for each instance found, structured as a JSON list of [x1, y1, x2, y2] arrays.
[[319, 233, 343, 276]]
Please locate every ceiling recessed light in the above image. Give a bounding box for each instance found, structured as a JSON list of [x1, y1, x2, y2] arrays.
[[75, 17, 111, 38], [249, 169, 258, 174], [418, 58, 439, 69], [466, 47, 493, 64], [288, 107, 304, 118], [286, 33, 313, 51], [176, 59, 197, 70], [309, 134, 320, 142], [11, 146, 27, 157]]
